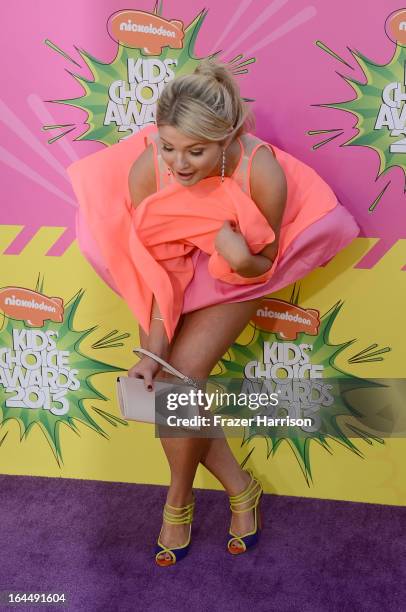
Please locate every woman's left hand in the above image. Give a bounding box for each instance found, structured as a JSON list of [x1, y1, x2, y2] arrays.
[[214, 220, 251, 270]]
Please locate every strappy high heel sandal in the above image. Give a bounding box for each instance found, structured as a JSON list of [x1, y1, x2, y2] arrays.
[[155, 496, 195, 566], [227, 469, 263, 555]]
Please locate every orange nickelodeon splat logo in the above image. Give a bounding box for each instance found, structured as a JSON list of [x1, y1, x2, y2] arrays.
[[108, 10, 184, 54], [252, 298, 320, 340], [0, 287, 64, 327], [385, 9, 406, 45]]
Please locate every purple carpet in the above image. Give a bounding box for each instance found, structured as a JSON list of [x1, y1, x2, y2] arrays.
[[0, 474, 405, 612]]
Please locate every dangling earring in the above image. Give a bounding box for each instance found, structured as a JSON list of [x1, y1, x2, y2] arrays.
[[221, 149, 226, 182], [167, 167, 173, 177]]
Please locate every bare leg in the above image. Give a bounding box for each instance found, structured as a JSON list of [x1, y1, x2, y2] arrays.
[[155, 298, 263, 560], [200, 438, 250, 494]]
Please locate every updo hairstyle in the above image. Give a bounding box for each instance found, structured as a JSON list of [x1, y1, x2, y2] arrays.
[[156, 58, 254, 143]]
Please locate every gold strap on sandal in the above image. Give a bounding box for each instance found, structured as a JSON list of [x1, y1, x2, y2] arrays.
[[228, 469, 263, 513], [155, 546, 177, 564], [163, 500, 195, 525], [155, 498, 195, 565], [227, 470, 263, 554]]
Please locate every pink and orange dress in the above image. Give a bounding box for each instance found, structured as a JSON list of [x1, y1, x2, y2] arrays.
[[67, 125, 359, 342]]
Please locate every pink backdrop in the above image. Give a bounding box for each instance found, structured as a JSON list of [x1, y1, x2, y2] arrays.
[[1, 0, 404, 269]]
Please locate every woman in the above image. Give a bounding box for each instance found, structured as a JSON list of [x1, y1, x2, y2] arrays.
[[127, 59, 288, 567], [125, 58, 346, 567], [68, 59, 358, 567]]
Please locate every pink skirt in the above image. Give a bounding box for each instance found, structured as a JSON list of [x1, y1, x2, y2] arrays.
[[182, 203, 358, 312], [76, 202, 359, 314]]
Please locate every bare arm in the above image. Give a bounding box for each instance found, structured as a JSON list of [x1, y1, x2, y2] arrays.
[[236, 145, 287, 277]]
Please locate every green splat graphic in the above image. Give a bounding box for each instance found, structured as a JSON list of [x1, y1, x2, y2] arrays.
[[212, 301, 385, 483], [0, 287, 126, 465], [45, 4, 255, 145], [314, 41, 406, 183]]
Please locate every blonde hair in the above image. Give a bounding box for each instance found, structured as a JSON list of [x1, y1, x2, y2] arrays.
[[156, 58, 254, 142]]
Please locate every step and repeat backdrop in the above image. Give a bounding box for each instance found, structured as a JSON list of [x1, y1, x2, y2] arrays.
[[0, 0, 405, 505]]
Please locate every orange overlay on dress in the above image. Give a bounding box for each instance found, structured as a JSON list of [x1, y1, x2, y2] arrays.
[[68, 125, 337, 341]]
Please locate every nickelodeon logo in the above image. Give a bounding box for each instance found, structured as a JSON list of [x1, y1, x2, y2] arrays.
[[252, 298, 320, 340], [385, 9, 406, 45], [120, 20, 177, 39], [0, 287, 64, 327], [108, 10, 184, 55]]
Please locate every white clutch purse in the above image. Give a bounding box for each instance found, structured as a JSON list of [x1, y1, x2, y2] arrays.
[[116, 347, 201, 430]]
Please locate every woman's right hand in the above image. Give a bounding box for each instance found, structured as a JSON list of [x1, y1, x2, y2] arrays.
[[128, 356, 161, 391]]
